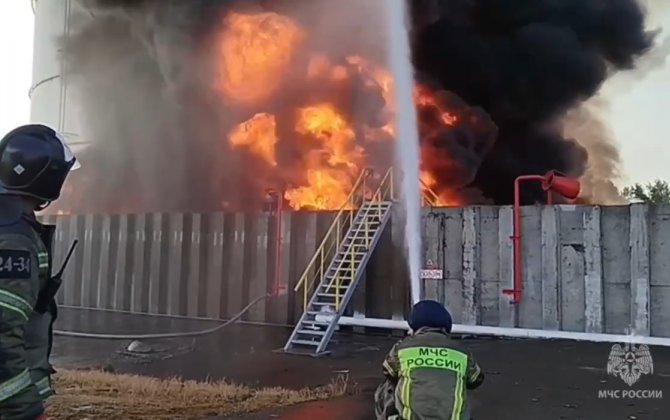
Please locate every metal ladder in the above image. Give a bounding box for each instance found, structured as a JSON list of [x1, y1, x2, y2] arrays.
[[283, 200, 393, 355], [283, 168, 445, 356]]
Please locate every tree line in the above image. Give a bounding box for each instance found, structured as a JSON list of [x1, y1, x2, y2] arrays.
[[622, 179, 670, 205]]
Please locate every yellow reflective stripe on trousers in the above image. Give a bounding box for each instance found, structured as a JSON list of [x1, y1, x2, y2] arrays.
[[451, 370, 464, 420], [398, 347, 469, 420], [401, 376, 412, 419], [0, 289, 32, 320], [35, 377, 51, 396], [0, 369, 31, 402]]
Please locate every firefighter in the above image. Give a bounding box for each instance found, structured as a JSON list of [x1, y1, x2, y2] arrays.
[[374, 300, 485, 420], [0, 124, 79, 419]]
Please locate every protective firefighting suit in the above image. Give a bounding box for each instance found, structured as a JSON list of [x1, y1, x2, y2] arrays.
[[0, 124, 78, 419], [374, 300, 484, 420]]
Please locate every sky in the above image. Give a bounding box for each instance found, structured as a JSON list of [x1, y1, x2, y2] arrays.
[[0, 1, 668, 187]]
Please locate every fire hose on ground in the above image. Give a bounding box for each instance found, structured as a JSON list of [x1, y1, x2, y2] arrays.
[[53, 293, 273, 340]]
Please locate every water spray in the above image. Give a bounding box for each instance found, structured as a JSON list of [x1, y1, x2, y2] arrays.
[[386, 0, 422, 304]]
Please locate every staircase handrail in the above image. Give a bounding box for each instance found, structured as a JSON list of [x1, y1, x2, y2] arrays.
[[420, 179, 443, 207], [324, 167, 395, 309], [293, 168, 373, 307]]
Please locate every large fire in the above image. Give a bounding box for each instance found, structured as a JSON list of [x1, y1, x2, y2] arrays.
[[219, 11, 463, 211], [218, 12, 305, 104]]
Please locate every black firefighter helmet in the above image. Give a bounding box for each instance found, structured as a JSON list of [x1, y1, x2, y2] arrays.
[[0, 124, 80, 203]]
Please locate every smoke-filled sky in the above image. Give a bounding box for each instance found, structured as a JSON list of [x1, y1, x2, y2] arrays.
[[1, 0, 669, 210]]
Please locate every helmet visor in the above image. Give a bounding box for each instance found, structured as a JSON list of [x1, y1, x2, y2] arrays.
[[55, 131, 81, 170]]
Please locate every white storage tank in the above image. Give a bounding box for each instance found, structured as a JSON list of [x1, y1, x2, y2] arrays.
[[29, 0, 85, 152]]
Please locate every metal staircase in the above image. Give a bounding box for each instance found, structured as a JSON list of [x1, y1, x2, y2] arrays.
[[283, 168, 446, 356]]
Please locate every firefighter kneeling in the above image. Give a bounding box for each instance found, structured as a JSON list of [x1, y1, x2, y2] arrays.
[[374, 300, 485, 420]]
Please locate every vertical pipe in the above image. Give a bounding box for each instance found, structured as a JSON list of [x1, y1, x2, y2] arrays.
[[505, 175, 544, 304]]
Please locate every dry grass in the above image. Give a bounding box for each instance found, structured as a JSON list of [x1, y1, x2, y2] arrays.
[[48, 369, 353, 419]]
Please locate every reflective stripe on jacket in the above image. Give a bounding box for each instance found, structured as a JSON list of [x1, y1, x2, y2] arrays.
[[381, 327, 485, 420], [0, 206, 55, 419]]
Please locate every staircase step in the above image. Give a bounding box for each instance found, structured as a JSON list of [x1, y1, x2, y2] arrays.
[[317, 292, 341, 298], [330, 261, 358, 273], [305, 311, 322, 316], [343, 239, 373, 244], [319, 288, 350, 294], [323, 274, 355, 280], [316, 295, 349, 300], [334, 257, 364, 263], [351, 224, 380, 230], [312, 301, 341, 306], [334, 252, 368, 257], [291, 339, 321, 347], [340, 247, 369, 253], [319, 282, 351, 288], [296, 329, 326, 336], [301, 319, 330, 327]]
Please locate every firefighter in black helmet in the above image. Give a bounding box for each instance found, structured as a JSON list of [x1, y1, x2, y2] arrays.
[[0, 124, 78, 419]]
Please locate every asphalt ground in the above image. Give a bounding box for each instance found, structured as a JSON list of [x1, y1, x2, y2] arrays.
[[53, 308, 670, 419]]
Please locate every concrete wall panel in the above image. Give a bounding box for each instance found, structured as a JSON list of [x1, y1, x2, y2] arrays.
[[478, 206, 500, 327], [443, 208, 464, 323], [649, 206, 670, 287], [422, 212, 442, 302], [266, 212, 292, 325], [600, 206, 631, 334], [225, 213, 245, 319], [497, 206, 516, 327], [42, 204, 670, 338], [130, 214, 148, 313], [247, 215, 270, 323], [205, 213, 225, 319], [560, 244, 586, 332], [629, 204, 650, 336], [518, 206, 542, 329], [583, 207, 603, 333], [541, 206, 559, 330], [461, 207, 479, 325]]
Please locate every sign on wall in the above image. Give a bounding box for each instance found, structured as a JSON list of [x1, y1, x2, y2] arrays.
[[420, 259, 443, 280]]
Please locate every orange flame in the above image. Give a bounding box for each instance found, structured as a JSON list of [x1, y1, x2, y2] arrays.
[[219, 11, 462, 210], [217, 12, 305, 103], [295, 103, 362, 169], [284, 169, 354, 211], [229, 113, 278, 167], [286, 104, 364, 209]]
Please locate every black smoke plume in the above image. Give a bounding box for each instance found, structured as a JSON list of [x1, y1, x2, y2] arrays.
[[55, 0, 656, 213], [410, 0, 655, 203]]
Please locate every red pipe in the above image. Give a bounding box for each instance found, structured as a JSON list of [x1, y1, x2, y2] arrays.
[[503, 175, 552, 305]]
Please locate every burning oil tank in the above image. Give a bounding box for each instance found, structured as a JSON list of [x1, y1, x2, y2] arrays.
[[29, 0, 654, 215], [26, 0, 659, 327]]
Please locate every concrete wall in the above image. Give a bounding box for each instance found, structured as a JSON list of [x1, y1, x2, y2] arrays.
[[43, 211, 337, 325], [419, 204, 669, 338], [43, 204, 670, 338]]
